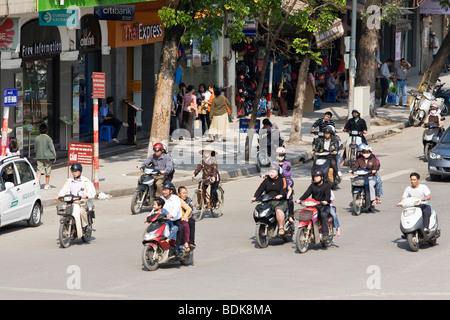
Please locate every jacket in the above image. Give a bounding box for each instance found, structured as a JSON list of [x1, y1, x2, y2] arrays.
[[58, 176, 96, 199], [351, 154, 379, 177], [254, 175, 288, 199], [299, 181, 331, 205]]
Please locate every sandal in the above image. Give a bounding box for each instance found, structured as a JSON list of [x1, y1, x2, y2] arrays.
[[184, 243, 190, 252], [278, 228, 285, 236]]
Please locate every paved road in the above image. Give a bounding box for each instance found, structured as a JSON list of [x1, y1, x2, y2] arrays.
[[1, 121, 450, 300]]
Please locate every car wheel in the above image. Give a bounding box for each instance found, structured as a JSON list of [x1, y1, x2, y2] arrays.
[[27, 202, 42, 227]]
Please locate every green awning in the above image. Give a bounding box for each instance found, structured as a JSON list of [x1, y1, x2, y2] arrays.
[[38, 0, 158, 11]]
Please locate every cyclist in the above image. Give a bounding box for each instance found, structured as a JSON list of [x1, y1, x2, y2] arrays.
[[192, 145, 220, 209]]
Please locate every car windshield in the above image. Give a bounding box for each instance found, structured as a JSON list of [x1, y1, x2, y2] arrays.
[[441, 131, 450, 144]]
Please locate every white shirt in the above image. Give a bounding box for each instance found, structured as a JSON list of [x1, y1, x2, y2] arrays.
[[162, 194, 182, 221], [380, 63, 390, 80], [431, 37, 440, 55], [402, 184, 431, 204]]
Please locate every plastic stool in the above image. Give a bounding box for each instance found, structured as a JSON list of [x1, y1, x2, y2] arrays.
[[100, 125, 114, 142], [326, 90, 337, 103]]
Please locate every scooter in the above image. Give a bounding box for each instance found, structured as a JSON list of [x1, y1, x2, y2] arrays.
[[350, 169, 373, 215], [130, 166, 160, 215], [294, 198, 334, 253], [57, 194, 95, 248], [432, 80, 449, 116], [409, 91, 444, 127], [398, 197, 440, 252], [253, 194, 294, 248], [312, 151, 341, 189], [141, 212, 193, 271], [422, 121, 445, 162], [345, 130, 363, 168]]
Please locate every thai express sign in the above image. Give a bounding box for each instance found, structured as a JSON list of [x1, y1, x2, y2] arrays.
[[0, 18, 20, 52], [315, 19, 344, 48]]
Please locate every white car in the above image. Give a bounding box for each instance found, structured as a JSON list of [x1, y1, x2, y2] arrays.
[[0, 155, 42, 228]]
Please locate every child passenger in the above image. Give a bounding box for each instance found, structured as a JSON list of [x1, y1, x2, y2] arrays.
[[145, 198, 178, 243]]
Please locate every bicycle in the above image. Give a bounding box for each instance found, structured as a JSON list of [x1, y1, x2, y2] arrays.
[[193, 177, 224, 221]]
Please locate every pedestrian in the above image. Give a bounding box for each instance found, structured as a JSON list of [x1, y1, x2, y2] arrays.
[[430, 31, 440, 58], [197, 83, 210, 137], [6, 137, 20, 156], [380, 58, 393, 108], [277, 77, 289, 116], [395, 58, 411, 107], [99, 97, 128, 144], [181, 85, 198, 140], [208, 88, 230, 142], [34, 123, 56, 190]]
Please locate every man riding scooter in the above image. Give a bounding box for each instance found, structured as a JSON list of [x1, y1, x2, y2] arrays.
[[311, 126, 339, 185], [296, 170, 332, 242]]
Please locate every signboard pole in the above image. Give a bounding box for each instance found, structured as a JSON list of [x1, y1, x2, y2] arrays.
[[93, 98, 99, 189], [267, 61, 273, 117], [1, 107, 10, 156]]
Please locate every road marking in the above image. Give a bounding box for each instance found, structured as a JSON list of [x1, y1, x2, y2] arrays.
[[0, 286, 128, 299]]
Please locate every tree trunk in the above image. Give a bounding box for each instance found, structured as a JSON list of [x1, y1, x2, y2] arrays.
[[355, 0, 380, 118], [148, 1, 185, 156], [420, 31, 450, 92], [289, 56, 310, 142]]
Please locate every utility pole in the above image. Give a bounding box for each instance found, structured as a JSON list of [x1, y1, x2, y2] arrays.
[[347, 0, 357, 118]]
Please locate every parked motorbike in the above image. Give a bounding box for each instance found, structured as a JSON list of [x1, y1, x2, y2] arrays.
[[253, 194, 294, 248], [131, 166, 160, 215], [422, 121, 445, 162], [350, 169, 373, 215], [312, 151, 341, 189], [57, 194, 95, 248], [142, 212, 193, 271], [294, 198, 334, 253], [345, 130, 363, 168], [398, 197, 440, 252], [409, 91, 444, 127], [432, 80, 449, 116]]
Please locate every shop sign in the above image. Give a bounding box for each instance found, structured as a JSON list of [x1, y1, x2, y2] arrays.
[[39, 9, 79, 27], [92, 72, 105, 99], [3, 88, 18, 107], [76, 15, 101, 50], [21, 41, 62, 57], [38, 0, 157, 11], [315, 19, 344, 48], [0, 18, 20, 52], [94, 5, 135, 21]]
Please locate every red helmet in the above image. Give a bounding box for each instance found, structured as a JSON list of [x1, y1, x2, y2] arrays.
[[153, 143, 164, 152]]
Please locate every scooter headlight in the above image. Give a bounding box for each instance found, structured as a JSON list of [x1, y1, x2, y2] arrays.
[[403, 208, 416, 217], [429, 152, 442, 160]]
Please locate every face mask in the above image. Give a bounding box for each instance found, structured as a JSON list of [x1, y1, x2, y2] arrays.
[[362, 153, 370, 159]]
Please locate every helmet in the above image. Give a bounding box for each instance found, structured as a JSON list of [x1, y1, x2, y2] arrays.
[[351, 109, 361, 115], [362, 144, 372, 152], [357, 143, 367, 152], [162, 182, 176, 193], [313, 170, 325, 178], [276, 147, 287, 155], [323, 125, 335, 134], [430, 103, 439, 109], [70, 163, 83, 172], [153, 143, 164, 152]]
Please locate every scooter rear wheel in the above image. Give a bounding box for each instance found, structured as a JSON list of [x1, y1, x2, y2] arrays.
[[296, 227, 309, 253], [142, 246, 159, 271], [131, 190, 145, 215], [352, 193, 362, 216]]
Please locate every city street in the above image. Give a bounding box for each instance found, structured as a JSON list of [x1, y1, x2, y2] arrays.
[[1, 120, 450, 300]]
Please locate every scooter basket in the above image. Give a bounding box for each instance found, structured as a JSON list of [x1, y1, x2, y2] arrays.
[[295, 209, 313, 221], [56, 204, 73, 216], [351, 176, 366, 187]]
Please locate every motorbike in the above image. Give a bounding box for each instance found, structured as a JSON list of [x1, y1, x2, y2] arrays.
[[398, 197, 440, 252], [131, 166, 160, 215], [422, 121, 445, 162], [432, 80, 449, 116], [350, 169, 374, 215], [312, 150, 341, 189], [142, 212, 193, 271], [253, 194, 294, 248], [345, 130, 363, 168], [57, 194, 95, 248], [409, 91, 444, 127], [294, 198, 334, 253]]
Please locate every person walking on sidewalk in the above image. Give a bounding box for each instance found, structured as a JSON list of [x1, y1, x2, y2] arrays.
[[181, 85, 198, 140], [99, 97, 129, 144], [395, 58, 411, 107], [380, 58, 393, 108], [34, 123, 56, 190]]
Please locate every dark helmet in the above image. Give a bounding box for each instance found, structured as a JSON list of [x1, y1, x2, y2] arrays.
[[162, 182, 176, 193], [313, 170, 325, 178], [70, 163, 83, 172]]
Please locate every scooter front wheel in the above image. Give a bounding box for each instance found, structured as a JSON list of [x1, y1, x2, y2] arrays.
[[59, 222, 72, 248], [296, 227, 309, 253], [142, 245, 159, 271], [255, 223, 269, 248], [352, 193, 362, 216], [406, 232, 420, 252]]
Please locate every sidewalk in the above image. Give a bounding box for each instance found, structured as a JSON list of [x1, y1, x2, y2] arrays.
[[39, 72, 450, 207]]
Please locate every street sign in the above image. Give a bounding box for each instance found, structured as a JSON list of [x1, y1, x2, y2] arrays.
[[92, 72, 106, 98], [239, 119, 260, 133], [94, 5, 135, 21], [39, 9, 79, 27], [3, 88, 18, 106], [68, 143, 94, 165]]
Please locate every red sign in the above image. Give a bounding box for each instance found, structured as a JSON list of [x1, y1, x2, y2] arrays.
[[92, 72, 106, 98], [68, 143, 94, 165]]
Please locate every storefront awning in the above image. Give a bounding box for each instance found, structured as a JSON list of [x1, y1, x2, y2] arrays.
[[37, 0, 160, 11]]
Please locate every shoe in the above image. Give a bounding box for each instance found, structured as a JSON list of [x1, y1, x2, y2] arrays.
[[338, 171, 342, 177], [424, 228, 430, 234], [122, 122, 129, 128], [381, 105, 389, 108], [43, 184, 51, 190], [112, 138, 120, 144]]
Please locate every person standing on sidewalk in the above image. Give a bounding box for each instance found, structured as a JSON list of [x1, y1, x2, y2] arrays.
[[430, 32, 440, 58], [380, 58, 393, 108], [99, 97, 129, 144], [395, 58, 411, 107], [34, 123, 56, 190], [181, 85, 198, 140]]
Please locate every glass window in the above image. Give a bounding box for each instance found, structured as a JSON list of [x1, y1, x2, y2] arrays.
[[0, 164, 17, 186], [15, 161, 34, 184]]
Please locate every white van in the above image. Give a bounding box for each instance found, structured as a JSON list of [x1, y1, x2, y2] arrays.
[[0, 156, 42, 228]]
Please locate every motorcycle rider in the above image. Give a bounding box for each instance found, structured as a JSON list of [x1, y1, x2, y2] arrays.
[[57, 163, 96, 233], [161, 182, 184, 257], [297, 170, 332, 241], [252, 162, 289, 236], [312, 126, 339, 180], [138, 143, 174, 198], [349, 144, 379, 207], [397, 172, 432, 233], [422, 102, 444, 128], [344, 109, 368, 143], [310, 111, 335, 133]]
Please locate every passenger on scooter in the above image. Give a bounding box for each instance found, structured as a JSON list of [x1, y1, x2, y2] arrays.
[[276, 147, 294, 221], [252, 162, 290, 236], [422, 103, 444, 128], [57, 163, 96, 232], [145, 198, 178, 243], [397, 172, 432, 233], [310, 111, 335, 133], [178, 186, 196, 250], [349, 145, 379, 207], [297, 170, 332, 241], [344, 109, 368, 143], [138, 143, 174, 198], [161, 183, 184, 257]]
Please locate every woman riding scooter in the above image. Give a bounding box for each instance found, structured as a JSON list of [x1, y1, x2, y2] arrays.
[[349, 145, 379, 207]]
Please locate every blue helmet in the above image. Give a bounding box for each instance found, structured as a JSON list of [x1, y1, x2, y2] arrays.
[[357, 143, 367, 152]]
